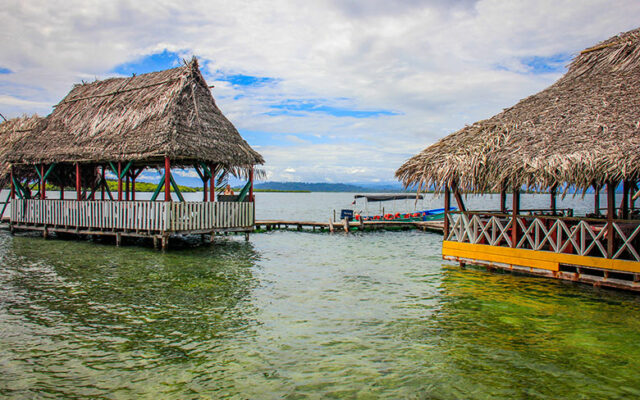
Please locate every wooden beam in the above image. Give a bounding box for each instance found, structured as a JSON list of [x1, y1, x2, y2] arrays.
[[164, 156, 171, 202], [607, 181, 616, 258], [451, 181, 466, 213]]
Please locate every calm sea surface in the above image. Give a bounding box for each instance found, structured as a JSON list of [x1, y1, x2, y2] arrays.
[[1, 192, 640, 399]]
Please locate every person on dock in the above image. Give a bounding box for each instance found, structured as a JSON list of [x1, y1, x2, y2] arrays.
[[224, 184, 234, 195]]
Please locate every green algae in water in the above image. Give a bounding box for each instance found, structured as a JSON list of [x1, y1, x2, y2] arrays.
[[1, 229, 640, 398]]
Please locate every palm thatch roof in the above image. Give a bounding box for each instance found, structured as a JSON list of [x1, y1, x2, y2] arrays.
[[396, 27, 640, 193], [0, 115, 47, 186], [7, 58, 264, 171]]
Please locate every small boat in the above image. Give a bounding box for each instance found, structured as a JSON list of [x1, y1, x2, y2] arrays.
[[340, 194, 454, 222]]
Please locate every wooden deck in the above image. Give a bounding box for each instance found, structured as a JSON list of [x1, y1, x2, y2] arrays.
[[255, 219, 444, 233]]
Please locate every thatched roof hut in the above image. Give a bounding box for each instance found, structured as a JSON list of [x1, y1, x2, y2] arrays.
[[0, 115, 47, 185], [396, 27, 640, 193], [7, 58, 263, 172]]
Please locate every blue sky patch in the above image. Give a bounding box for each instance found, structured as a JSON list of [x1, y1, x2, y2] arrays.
[[111, 50, 183, 75], [520, 53, 572, 74], [0, 67, 12, 74], [217, 73, 278, 87], [268, 99, 398, 118]]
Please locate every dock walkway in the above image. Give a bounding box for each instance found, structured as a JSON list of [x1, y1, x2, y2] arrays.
[[255, 219, 444, 233]]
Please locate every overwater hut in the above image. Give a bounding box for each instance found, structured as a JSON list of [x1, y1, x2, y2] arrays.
[[5, 58, 264, 249], [396, 27, 640, 291]]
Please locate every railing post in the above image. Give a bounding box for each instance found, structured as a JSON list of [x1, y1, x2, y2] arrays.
[[76, 162, 81, 201], [444, 184, 450, 238], [164, 156, 171, 202], [511, 186, 520, 248], [607, 181, 616, 258]]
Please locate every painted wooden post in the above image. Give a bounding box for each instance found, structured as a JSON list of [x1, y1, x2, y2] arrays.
[[594, 183, 600, 215], [444, 184, 450, 238], [249, 166, 254, 202], [117, 162, 123, 201], [40, 164, 46, 199], [164, 156, 171, 202], [101, 166, 106, 200], [203, 178, 208, 202], [511, 187, 520, 248], [550, 185, 557, 215], [209, 163, 215, 202], [76, 163, 81, 201], [125, 173, 130, 201], [10, 166, 15, 200], [607, 181, 616, 258], [451, 181, 466, 213], [622, 180, 630, 220], [131, 170, 136, 201], [500, 186, 507, 213]]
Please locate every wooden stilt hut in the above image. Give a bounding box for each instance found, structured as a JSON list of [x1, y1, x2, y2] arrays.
[[5, 58, 264, 249], [396, 27, 640, 291]]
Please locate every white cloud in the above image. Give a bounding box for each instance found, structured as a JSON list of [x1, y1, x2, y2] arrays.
[[1, 0, 638, 182]]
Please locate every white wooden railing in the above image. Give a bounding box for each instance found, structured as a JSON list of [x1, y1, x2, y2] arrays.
[[10, 200, 254, 232], [447, 212, 640, 262]]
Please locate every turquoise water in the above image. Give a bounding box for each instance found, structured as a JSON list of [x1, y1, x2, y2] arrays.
[[1, 193, 640, 398]]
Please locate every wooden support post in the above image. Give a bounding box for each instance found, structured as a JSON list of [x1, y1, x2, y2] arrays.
[[249, 166, 254, 202], [131, 170, 136, 201], [203, 178, 208, 202], [116, 232, 122, 247], [245, 232, 250, 242], [451, 181, 467, 213], [161, 235, 169, 250], [443, 185, 450, 238], [511, 187, 520, 248], [631, 182, 638, 211], [607, 181, 616, 258], [329, 219, 334, 233], [343, 218, 349, 233], [117, 162, 123, 201], [209, 163, 216, 202], [500, 186, 506, 213], [622, 180, 630, 219], [101, 166, 106, 200], [76, 163, 81, 201], [164, 157, 171, 202], [594, 183, 600, 215], [40, 164, 46, 199], [550, 185, 557, 215], [125, 172, 130, 201], [10, 166, 15, 200]]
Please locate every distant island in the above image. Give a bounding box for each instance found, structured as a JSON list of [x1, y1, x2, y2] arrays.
[[253, 182, 415, 192]]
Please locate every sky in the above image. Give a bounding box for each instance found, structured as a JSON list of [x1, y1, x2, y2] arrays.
[[1, 0, 639, 186]]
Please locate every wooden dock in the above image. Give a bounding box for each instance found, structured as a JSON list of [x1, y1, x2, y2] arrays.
[[255, 219, 444, 233]]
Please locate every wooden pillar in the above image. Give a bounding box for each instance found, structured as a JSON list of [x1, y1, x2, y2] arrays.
[[500, 186, 507, 213], [101, 166, 106, 200], [622, 180, 630, 220], [550, 185, 557, 215], [451, 181, 466, 213], [203, 179, 208, 202], [594, 183, 600, 215], [10, 166, 15, 200], [249, 166, 254, 202], [607, 181, 616, 258], [40, 164, 46, 199], [632, 182, 638, 211], [209, 163, 215, 202], [164, 156, 171, 202], [443, 184, 451, 238], [75, 162, 81, 201], [511, 187, 520, 248], [125, 173, 130, 201], [117, 162, 123, 201], [131, 171, 136, 201]]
